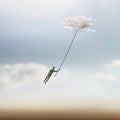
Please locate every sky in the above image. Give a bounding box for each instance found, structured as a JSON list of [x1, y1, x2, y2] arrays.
[[0, 0, 120, 111]]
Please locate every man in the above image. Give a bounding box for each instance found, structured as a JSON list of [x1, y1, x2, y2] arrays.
[[43, 67, 60, 84]]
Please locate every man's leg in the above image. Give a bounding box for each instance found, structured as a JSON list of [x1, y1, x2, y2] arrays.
[[43, 76, 48, 83], [44, 76, 50, 84]]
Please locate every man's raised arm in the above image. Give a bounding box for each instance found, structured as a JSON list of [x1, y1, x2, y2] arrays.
[[54, 69, 60, 72]]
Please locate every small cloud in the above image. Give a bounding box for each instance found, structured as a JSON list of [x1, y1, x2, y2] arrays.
[[62, 16, 96, 32], [106, 60, 120, 69], [92, 72, 119, 82], [87, 29, 96, 32]]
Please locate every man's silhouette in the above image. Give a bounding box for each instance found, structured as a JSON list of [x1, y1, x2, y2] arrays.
[[43, 67, 60, 84]]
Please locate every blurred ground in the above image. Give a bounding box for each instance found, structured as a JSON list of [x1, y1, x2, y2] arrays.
[[0, 110, 119, 120]]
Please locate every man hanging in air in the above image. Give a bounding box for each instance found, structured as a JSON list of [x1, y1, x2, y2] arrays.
[[43, 67, 60, 84]]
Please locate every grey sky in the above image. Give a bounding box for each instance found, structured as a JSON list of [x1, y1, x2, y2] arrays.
[[0, 0, 120, 68]]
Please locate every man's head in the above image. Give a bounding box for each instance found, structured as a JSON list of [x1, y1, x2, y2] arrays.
[[53, 67, 55, 69]]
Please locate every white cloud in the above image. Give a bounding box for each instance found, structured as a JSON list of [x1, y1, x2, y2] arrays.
[[106, 60, 120, 69], [0, 63, 49, 89], [0, 63, 76, 90], [91, 72, 119, 82], [63, 16, 96, 32], [0, 60, 120, 90]]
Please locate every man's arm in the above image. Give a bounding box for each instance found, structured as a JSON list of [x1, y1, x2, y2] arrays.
[[54, 69, 60, 72]]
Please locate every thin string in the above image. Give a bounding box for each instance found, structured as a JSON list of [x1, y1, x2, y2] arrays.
[[54, 30, 78, 77]]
